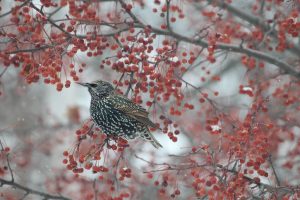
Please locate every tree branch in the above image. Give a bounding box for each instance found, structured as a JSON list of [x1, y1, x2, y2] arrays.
[[268, 155, 281, 186], [3, 1, 299, 80], [114, 1, 300, 78], [147, 27, 300, 78], [0, 178, 72, 200], [208, 0, 300, 56], [136, 154, 300, 197], [0, 140, 71, 200]]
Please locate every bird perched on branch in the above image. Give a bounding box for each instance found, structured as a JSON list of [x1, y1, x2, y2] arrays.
[[78, 80, 162, 148]]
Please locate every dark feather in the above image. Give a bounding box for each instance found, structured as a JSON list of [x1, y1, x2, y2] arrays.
[[109, 95, 159, 128]]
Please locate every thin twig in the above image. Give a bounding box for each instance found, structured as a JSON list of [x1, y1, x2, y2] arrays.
[[125, 72, 134, 97], [268, 155, 281, 186], [93, 179, 98, 200], [166, 0, 172, 32], [5, 45, 52, 54], [0, 67, 8, 78]]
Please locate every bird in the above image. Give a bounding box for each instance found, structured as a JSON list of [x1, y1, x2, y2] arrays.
[[78, 80, 162, 148]]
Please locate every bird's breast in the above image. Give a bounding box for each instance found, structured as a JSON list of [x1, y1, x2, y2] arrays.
[[89, 99, 143, 139]]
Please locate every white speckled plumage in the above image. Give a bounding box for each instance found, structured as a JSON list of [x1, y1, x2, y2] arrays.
[[80, 80, 162, 148]]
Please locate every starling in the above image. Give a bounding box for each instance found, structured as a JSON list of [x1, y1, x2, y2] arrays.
[[78, 80, 162, 148]]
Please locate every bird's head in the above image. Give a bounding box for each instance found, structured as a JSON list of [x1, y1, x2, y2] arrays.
[[77, 80, 114, 99]]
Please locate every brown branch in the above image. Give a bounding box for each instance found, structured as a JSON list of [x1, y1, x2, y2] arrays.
[[113, 1, 300, 78], [149, 28, 300, 78], [118, 0, 142, 24], [5, 45, 52, 54], [268, 155, 281, 186], [52, 18, 121, 29], [143, 164, 208, 173], [3, 1, 299, 80], [0, 178, 72, 200], [79, 25, 138, 37], [166, 0, 172, 32], [48, 7, 63, 18], [125, 72, 134, 97], [0, 67, 9, 78], [93, 180, 98, 200]]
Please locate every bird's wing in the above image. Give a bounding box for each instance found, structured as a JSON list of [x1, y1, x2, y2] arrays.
[[109, 95, 158, 128]]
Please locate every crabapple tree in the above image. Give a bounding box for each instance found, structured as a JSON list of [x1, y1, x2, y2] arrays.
[[1, 0, 300, 199]]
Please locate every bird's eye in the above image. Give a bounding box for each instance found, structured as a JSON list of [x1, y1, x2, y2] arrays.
[[89, 83, 97, 88]]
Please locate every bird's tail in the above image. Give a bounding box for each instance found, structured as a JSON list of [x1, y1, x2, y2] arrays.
[[141, 129, 163, 149]]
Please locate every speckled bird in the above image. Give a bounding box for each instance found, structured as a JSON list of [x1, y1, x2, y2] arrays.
[[78, 80, 162, 148]]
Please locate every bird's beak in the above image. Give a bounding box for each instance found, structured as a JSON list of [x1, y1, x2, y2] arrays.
[[76, 82, 90, 87]]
